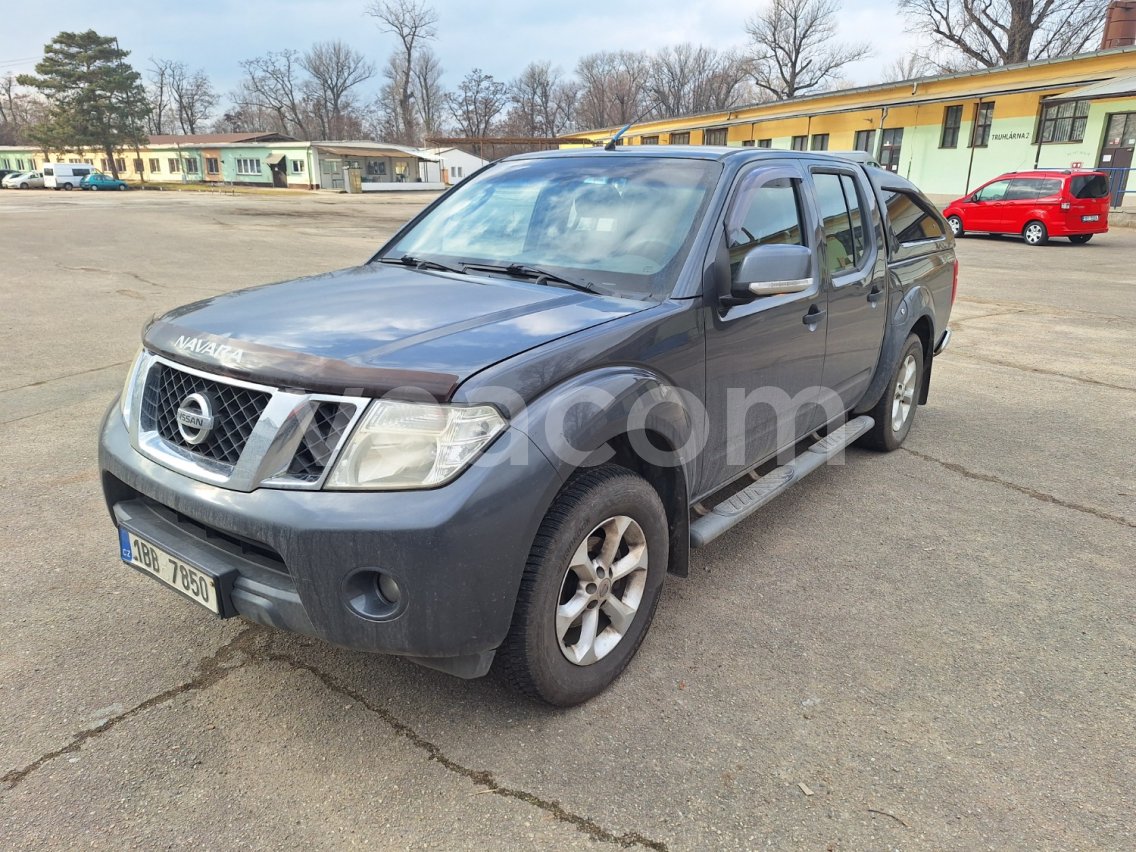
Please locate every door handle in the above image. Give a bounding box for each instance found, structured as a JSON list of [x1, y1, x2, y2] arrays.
[[803, 306, 826, 327], [867, 286, 883, 305]]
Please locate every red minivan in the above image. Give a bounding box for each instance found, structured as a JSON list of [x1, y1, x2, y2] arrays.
[[942, 170, 1111, 246]]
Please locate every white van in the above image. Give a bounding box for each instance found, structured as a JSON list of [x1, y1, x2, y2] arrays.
[[43, 163, 96, 190]]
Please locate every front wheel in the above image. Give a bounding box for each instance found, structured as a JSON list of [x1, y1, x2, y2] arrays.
[[1023, 220, 1048, 246], [89, 185, 98, 191], [859, 333, 924, 452], [497, 464, 668, 706], [946, 215, 964, 237], [19, 182, 28, 189], [117, 183, 127, 191], [1069, 234, 1093, 244]]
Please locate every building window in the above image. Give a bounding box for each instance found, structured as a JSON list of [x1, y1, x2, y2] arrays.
[[1038, 99, 1090, 143], [148, 158, 160, 172], [853, 129, 875, 152], [741, 139, 755, 147], [640, 135, 659, 145], [132, 158, 143, 173], [791, 135, 808, 151], [183, 157, 199, 174], [100, 158, 108, 171], [971, 102, 994, 147], [880, 128, 903, 172], [115, 157, 126, 173], [168, 158, 181, 174], [668, 131, 690, 145], [940, 105, 963, 148], [704, 127, 728, 146], [756, 139, 772, 148], [810, 133, 829, 151], [206, 157, 220, 175], [289, 159, 304, 173], [236, 158, 261, 175]]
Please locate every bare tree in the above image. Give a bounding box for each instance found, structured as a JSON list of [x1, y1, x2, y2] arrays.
[[146, 59, 173, 134], [240, 50, 311, 138], [575, 51, 651, 129], [745, 0, 872, 99], [0, 74, 47, 145], [879, 52, 934, 82], [170, 65, 218, 134], [648, 44, 751, 116], [411, 46, 446, 139], [507, 61, 578, 137], [899, 0, 1108, 68], [367, 0, 438, 144], [300, 40, 375, 139], [448, 68, 507, 138]]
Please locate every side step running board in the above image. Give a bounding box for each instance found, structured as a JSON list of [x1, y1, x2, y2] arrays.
[[689, 416, 874, 548]]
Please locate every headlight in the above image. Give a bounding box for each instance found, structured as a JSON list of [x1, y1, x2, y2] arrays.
[[326, 400, 507, 490], [119, 349, 146, 424]]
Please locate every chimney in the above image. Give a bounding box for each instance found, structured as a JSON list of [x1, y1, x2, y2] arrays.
[[1101, 0, 1136, 48]]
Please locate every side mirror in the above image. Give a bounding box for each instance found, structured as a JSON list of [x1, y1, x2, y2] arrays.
[[732, 243, 813, 299], [969, 194, 981, 203]]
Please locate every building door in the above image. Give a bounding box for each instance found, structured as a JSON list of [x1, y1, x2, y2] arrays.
[[1098, 112, 1136, 208]]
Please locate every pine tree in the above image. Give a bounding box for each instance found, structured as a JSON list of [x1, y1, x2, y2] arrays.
[[18, 30, 149, 178]]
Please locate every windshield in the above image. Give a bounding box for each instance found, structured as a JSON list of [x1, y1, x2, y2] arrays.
[[383, 156, 721, 300]]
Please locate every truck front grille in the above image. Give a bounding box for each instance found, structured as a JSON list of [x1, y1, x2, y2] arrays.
[[285, 402, 356, 482], [142, 363, 271, 465]]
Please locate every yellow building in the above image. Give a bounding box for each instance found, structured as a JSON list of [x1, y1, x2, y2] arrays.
[[565, 46, 1136, 206]]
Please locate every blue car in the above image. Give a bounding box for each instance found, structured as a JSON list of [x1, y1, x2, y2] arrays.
[[81, 172, 129, 191]]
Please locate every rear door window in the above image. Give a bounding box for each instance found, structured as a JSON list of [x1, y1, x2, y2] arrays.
[[883, 190, 946, 245], [1005, 178, 1061, 200], [1070, 174, 1109, 199], [812, 171, 869, 274]]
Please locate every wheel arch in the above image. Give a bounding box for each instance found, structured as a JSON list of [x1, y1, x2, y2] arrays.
[[508, 367, 698, 578]]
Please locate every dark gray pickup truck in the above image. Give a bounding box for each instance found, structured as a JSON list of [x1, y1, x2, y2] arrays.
[[100, 147, 956, 705]]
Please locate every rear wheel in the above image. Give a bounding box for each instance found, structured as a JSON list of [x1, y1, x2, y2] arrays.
[[859, 333, 924, 452], [1069, 234, 1093, 244], [1023, 220, 1048, 246], [497, 464, 668, 706], [62, 182, 73, 191], [90, 185, 98, 191], [117, 183, 127, 191], [946, 215, 964, 237]]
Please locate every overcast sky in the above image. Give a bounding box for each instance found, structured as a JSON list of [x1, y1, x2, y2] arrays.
[[0, 0, 927, 103]]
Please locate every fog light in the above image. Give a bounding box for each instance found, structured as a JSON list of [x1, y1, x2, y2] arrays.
[[377, 573, 401, 605], [343, 569, 405, 620]]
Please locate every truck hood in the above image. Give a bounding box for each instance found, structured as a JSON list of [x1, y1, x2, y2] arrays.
[[144, 264, 647, 399]]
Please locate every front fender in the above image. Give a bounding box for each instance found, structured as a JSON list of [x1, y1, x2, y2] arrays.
[[510, 366, 700, 485]]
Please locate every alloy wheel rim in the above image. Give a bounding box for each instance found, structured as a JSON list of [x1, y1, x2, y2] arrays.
[[556, 515, 648, 666], [891, 354, 917, 432]]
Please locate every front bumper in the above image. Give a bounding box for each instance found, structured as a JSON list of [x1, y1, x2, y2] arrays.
[[99, 403, 563, 678]]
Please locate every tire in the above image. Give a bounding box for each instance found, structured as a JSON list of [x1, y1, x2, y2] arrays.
[[946, 215, 963, 237], [90, 185, 98, 191], [19, 182, 28, 189], [859, 333, 924, 452], [62, 182, 73, 191], [497, 464, 668, 706], [118, 183, 127, 191], [1069, 234, 1092, 244], [1023, 220, 1048, 246]]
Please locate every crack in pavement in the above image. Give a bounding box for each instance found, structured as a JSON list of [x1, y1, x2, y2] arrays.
[[0, 360, 130, 396], [947, 351, 1136, 393], [264, 650, 670, 851], [57, 263, 167, 289], [1, 630, 668, 850], [1, 627, 261, 791], [902, 448, 1135, 529]]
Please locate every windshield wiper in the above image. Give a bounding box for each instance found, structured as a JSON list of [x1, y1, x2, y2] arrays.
[[379, 254, 466, 275], [465, 262, 602, 295]]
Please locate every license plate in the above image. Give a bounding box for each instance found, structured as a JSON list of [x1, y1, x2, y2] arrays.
[[1082, 215, 1099, 222], [119, 528, 220, 613]]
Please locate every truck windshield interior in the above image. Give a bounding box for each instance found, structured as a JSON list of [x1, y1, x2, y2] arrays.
[[384, 156, 721, 300]]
